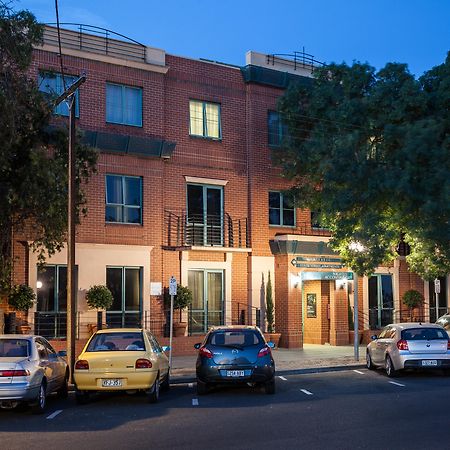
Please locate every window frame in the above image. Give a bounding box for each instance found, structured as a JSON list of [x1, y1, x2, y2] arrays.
[[105, 174, 143, 225], [106, 82, 143, 127], [268, 191, 296, 227], [189, 100, 222, 140], [268, 110, 287, 148]]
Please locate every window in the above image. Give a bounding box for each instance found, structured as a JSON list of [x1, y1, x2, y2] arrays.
[[36, 265, 70, 312], [106, 83, 142, 126], [268, 111, 287, 147], [189, 100, 221, 139], [269, 191, 295, 226], [105, 175, 142, 224], [39, 72, 79, 117], [368, 274, 394, 329]]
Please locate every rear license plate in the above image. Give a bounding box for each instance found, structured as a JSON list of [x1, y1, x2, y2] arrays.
[[421, 360, 438, 367], [226, 370, 245, 377], [102, 378, 122, 387]]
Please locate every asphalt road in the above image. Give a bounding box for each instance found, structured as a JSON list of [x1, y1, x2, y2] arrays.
[[1, 368, 449, 450]]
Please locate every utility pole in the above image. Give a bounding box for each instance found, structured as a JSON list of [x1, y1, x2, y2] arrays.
[[54, 75, 86, 383]]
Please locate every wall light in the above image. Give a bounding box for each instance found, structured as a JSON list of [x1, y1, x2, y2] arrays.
[[36, 281, 43, 289]]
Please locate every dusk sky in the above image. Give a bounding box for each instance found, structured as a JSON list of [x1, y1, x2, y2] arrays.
[[16, 0, 450, 77]]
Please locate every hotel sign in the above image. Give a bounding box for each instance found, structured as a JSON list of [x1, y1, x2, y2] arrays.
[[291, 256, 342, 268], [302, 271, 354, 281]]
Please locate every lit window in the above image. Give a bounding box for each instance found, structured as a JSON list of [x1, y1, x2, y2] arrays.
[[39, 72, 79, 117], [106, 83, 142, 127], [105, 175, 142, 224], [269, 191, 295, 226], [189, 100, 221, 139]]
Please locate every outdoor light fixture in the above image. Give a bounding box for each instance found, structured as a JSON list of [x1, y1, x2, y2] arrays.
[[36, 281, 43, 289]]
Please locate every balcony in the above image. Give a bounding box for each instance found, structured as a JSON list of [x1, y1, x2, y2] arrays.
[[165, 211, 249, 249]]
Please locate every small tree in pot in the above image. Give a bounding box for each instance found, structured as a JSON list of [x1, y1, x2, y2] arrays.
[[86, 285, 113, 331], [402, 289, 424, 321], [8, 284, 36, 333], [166, 285, 193, 337], [265, 272, 281, 347]]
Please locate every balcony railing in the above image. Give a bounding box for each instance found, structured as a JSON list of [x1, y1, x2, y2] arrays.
[[165, 211, 249, 248]]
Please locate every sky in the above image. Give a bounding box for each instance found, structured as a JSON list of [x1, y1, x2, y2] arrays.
[[15, 0, 450, 77]]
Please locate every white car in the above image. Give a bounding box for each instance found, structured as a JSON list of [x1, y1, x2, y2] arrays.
[[0, 335, 68, 413], [366, 323, 450, 377], [436, 314, 450, 338]]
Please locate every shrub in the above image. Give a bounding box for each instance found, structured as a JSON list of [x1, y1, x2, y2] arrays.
[[266, 271, 275, 333], [402, 289, 424, 309], [8, 284, 36, 311], [86, 285, 113, 310]]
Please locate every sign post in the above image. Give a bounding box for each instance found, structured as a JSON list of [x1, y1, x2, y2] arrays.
[[168, 276, 177, 371], [353, 273, 359, 361], [435, 279, 441, 320]]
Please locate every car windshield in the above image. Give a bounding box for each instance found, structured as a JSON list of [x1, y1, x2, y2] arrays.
[[86, 332, 145, 352], [401, 328, 448, 341], [0, 339, 30, 357], [436, 317, 450, 330], [208, 330, 262, 347]]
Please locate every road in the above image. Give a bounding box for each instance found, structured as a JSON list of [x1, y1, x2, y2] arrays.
[[1, 368, 449, 449]]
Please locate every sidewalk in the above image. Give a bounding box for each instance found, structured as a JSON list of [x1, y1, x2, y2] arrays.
[[170, 344, 366, 383]]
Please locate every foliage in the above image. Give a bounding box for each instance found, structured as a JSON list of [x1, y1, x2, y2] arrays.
[[274, 54, 450, 279], [173, 285, 193, 310], [402, 289, 424, 310], [8, 284, 36, 311], [0, 4, 98, 292], [86, 285, 113, 310], [266, 271, 275, 333]]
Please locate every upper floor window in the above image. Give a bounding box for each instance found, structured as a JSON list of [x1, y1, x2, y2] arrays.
[[268, 111, 287, 147], [269, 191, 295, 226], [39, 72, 79, 117], [105, 174, 142, 224], [189, 100, 221, 139], [106, 83, 142, 127]]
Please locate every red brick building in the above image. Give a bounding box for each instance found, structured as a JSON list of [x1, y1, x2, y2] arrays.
[[5, 25, 448, 351]]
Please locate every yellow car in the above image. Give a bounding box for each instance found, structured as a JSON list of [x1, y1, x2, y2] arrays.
[[74, 328, 170, 404]]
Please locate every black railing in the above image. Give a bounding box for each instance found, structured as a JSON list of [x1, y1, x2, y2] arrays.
[[34, 312, 67, 339], [267, 50, 324, 72], [234, 303, 262, 329], [165, 211, 249, 248]]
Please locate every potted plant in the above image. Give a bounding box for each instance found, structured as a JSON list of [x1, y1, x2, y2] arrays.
[[402, 289, 424, 322], [86, 285, 113, 332], [265, 272, 281, 347], [166, 285, 193, 337], [8, 284, 36, 333]]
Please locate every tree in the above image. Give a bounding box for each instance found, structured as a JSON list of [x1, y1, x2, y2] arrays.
[[274, 54, 450, 279], [266, 271, 275, 333], [0, 4, 97, 291]]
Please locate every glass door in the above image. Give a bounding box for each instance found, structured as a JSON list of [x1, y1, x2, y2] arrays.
[[368, 274, 393, 329], [188, 269, 224, 333]]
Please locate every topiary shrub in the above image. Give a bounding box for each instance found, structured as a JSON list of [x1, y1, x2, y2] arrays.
[[266, 271, 275, 333], [402, 289, 424, 321], [8, 284, 36, 312], [86, 285, 113, 310], [165, 284, 193, 322]]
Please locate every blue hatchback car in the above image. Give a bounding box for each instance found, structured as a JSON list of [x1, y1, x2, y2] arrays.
[[194, 326, 276, 395]]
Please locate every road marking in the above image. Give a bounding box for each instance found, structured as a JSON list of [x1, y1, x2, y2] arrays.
[[278, 376, 288, 381], [46, 410, 63, 420], [300, 389, 313, 396], [389, 381, 405, 387], [192, 398, 199, 406], [353, 370, 365, 375], [188, 383, 193, 388]]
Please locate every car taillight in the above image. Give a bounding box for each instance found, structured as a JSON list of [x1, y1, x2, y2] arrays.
[[448, 340, 450, 350], [199, 347, 213, 358], [0, 370, 29, 377], [135, 359, 152, 369], [258, 346, 271, 358], [397, 339, 409, 351], [75, 360, 89, 370]]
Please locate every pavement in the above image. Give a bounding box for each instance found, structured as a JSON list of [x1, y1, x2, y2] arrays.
[[170, 344, 366, 383]]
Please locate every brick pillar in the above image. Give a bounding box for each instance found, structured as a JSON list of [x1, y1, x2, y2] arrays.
[[329, 281, 349, 345]]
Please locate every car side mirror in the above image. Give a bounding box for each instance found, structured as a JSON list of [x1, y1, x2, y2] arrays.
[[370, 335, 378, 341], [194, 343, 201, 350], [267, 342, 275, 348], [161, 346, 170, 352], [57, 350, 67, 357]]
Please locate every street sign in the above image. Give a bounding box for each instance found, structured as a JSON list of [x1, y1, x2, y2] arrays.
[[435, 279, 441, 294], [169, 276, 177, 296]]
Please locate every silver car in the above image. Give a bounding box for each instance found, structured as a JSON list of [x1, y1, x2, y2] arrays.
[[436, 314, 450, 338], [0, 335, 68, 413], [366, 323, 450, 377]]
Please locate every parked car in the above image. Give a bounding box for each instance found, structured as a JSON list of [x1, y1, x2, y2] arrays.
[[0, 334, 68, 413], [366, 323, 450, 377], [74, 328, 170, 404], [195, 326, 276, 395], [436, 314, 450, 337]]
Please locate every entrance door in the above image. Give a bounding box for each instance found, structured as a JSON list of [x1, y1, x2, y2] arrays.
[[368, 274, 393, 329], [188, 269, 224, 333], [428, 277, 448, 322]]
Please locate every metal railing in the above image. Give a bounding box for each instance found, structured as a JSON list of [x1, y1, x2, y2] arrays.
[[266, 50, 324, 72], [165, 210, 249, 248], [234, 303, 262, 329]]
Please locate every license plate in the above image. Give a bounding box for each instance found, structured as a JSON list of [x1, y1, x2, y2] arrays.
[[102, 378, 122, 387], [421, 360, 438, 367], [226, 370, 245, 377]]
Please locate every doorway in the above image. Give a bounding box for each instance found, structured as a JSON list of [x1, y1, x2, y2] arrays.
[[368, 274, 394, 329]]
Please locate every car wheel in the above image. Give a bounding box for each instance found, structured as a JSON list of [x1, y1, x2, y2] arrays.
[[31, 381, 47, 414], [148, 375, 160, 404], [264, 379, 275, 395], [385, 355, 398, 378], [196, 379, 209, 395], [75, 389, 90, 405], [57, 371, 69, 399], [366, 352, 375, 370], [160, 371, 170, 392]]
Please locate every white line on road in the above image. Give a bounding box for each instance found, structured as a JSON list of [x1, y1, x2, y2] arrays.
[[46, 410, 63, 420], [278, 376, 288, 381], [389, 381, 405, 387], [188, 383, 193, 388], [353, 370, 365, 375], [192, 398, 199, 406], [300, 389, 313, 396]]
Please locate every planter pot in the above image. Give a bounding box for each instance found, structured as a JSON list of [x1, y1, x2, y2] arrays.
[[264, 332, 281, 348], [173, 322, 188, 337]]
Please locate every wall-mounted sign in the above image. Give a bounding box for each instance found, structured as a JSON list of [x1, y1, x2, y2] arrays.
[[302, 271, 354, 281], [294, 263, 344, 269], [295, 256, 342, 263], [150, 282, 162, 296], [291, 256, 342, 268], [307, 293, 317, 318]]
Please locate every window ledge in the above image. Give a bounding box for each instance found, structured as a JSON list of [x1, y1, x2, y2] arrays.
[[189, 134, 222, 142]]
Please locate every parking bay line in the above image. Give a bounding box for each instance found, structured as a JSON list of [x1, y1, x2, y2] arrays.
[[353, 370, 365, 375], [300, 389, 313, 396], [46, 410, 63, 420], [389, 381, 406, 387], [192, 398, 199, 406], [278, 376, 288, 381], [188, 383, 193, 388]]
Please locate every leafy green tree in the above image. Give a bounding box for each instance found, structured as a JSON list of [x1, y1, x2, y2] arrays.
[[0, 4, 97, 291], [266, 271, 274, 333], [274, 55, 450, 279]]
